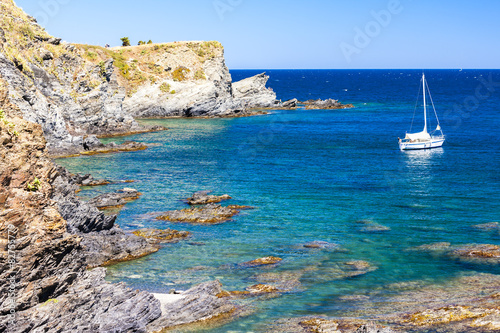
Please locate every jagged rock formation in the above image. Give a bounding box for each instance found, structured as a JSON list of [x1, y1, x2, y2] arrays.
[[0, 0, 159, 156], [0, 77, 236, 332], [118, 43, 277, 117], [232, 72, 278, 109], [0, 78, 159, 331]]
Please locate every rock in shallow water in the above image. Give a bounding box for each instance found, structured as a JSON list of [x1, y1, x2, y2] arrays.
[[88, 188, 142, 209], [472, 222, 500, 231], [146, 280, 236, 331], [242, 256, 283, 267], [302, 98, 354, 110], [132, 228, 191, 244], [356, 220, 391, 233], [187, 190, 231, 205], [156, 202, 253, 224]]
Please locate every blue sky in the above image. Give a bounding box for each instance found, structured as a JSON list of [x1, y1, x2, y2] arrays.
[[15, 0, 500, 69]]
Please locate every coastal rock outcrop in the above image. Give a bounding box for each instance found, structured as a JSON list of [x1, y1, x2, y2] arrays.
[[302, 98, 354, 110], [0, 3, 163, 156], [409, 242, 500, 265], [242, 256, 283, 267], [268, 272, 500, 332], [157, 202, 253, 224], [232, 73, 278, 109], [88, 188, 142, 209], [187, 191, 231, 205], [132, 228, 191, 244], [146, 280, 236, 332]]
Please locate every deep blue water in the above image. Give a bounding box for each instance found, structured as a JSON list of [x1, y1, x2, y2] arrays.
[[57, 70, 500, 332]]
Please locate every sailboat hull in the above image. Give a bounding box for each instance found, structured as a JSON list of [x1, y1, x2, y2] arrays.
[[399, 138, 445, 150]]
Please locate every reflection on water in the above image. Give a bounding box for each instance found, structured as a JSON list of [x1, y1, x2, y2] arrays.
[[403, 147, 444, 166]]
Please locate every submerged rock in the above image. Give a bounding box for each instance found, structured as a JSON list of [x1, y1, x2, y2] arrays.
[[302, 240, 343, 250], [187, 191, 231, 205], [409, 242, 500, 265], [472, 222, 500, 231], [450, 244, 500, 261], [409, 242, 451, 252], [357, 220, 391, 233], [310, 260, 378, 283], [251, 271, 304, 293], [157, 203, 252, 224], [88, 188, 142, 209], [132, 228, 191, 244], [242, 256, 283, 267]]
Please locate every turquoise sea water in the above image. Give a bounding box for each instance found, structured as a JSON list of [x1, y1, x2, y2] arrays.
[[57, 70, 500, 332]]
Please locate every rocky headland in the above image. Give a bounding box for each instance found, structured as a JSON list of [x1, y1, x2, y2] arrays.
[[0, 0, 280, 157]]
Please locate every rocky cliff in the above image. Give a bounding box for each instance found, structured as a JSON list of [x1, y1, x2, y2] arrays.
[[0, 0, 277, 156], [0, 77, 162, 331], [0, 75, 236, 332]]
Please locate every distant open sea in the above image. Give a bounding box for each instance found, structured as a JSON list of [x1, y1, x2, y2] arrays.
[[57, 69, 500, 332]]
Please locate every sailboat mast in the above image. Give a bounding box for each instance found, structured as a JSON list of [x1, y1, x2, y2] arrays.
[[422, 74, 427, 133]]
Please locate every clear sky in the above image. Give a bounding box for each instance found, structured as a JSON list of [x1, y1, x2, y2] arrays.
[[14, 0, 500, 69]]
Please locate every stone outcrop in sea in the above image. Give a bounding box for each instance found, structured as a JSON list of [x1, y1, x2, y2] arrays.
[[157, 202, 253, 224]]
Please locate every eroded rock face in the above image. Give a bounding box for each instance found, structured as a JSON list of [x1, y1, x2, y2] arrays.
[[2, 268, 162, 333], [232, 73, 278, 109], [0, 82, 82, 317], [0, 79, 162, 332]]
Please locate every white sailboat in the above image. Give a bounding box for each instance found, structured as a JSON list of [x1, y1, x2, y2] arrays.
[[399, 74, 445, 150]]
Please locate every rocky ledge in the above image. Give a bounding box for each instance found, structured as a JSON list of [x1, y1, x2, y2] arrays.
[[278, 98, 354, 110], [132, 228, 191, 244], [302, 98, 354, 110], [187, 191, 232, 205], [88, 188, 142, 210], [157, 202, 253, 224]]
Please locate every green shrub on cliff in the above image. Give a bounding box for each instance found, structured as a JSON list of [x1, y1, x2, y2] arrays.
[[120, 37, 131, 47], [172, 66, 190, 81], [159, 83, 170, 93], [86, 51, 98, 61], [26, 177, 41, 192], [194, 69, 206, 80], [98, 61, 107, 78]]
